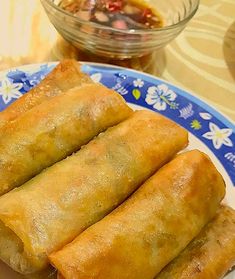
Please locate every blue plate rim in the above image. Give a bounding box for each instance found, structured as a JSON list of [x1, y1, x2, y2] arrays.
[[0, 61, 234, 187], [0, 61, 234, 128], [82, 62, 235, 129]]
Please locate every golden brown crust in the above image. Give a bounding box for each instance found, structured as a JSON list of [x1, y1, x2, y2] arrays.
[[0, 59, 92, 127], [57, 273, 65, 279], [156, 205, 235, 279], [50, 150, 225, 279], [0, 261, 56, 279], [0, 83, 132, 195], [0, 110, 188, 274]]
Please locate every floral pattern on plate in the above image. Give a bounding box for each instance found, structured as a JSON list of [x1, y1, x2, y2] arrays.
[[0, 62, 234, 186], [83, 63, 235, 185], [0, 64, 54, 107]]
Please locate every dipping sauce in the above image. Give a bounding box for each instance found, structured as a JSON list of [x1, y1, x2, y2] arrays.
[[57, 0, 164, 30]]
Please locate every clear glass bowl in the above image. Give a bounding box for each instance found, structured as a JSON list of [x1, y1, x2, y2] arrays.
[[41, 0, 199, 59]]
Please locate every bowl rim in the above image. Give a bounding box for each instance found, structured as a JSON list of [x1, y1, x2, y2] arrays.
[[41, 0, 200, 34]]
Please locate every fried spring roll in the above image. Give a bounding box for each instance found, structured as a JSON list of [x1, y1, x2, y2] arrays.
[[0, 110, 188, 274], [0, 59, 92, 127], [156, 206, 235, 279], [0, 261, 56, 279], [0, 83, 132, 195], [50, 150, 225, 279]]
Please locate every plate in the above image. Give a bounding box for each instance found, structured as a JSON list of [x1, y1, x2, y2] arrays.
[[0, 62, 234, 279]]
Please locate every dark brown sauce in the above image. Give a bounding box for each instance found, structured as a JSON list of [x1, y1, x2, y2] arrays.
[[57, 0, 164, 30]]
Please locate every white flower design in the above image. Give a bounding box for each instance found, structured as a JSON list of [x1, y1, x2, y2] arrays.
[[199, 112, 212, 120], [225, 152, 235, 167], [0, 78, 23, 104], [145, 84, 177, 111], [179, 103, 194, 119], [90, 73, 102, 83], [133, 78, 144, 88], [203, 122, 233, 150]]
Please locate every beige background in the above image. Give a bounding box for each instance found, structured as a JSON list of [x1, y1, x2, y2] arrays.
[[0, 0, 234, 121]]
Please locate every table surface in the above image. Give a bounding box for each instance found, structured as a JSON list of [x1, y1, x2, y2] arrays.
[[0, 0, 234, 121]]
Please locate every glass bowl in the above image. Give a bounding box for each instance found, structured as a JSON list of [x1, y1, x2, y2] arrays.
[[41, 0, 199, 59]]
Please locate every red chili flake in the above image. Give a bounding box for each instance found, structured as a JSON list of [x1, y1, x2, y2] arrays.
[[106, 0, 123, 12], [141, 8, 152, 20]]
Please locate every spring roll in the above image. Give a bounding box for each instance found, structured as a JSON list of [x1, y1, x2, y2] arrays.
[[0, 83, 132, 195], [156, 205, 235, 279], [0, 261, 56, 279], [0, 59, 92, 127], [0, 110, 188, 274], [50, 150, 225, 279]]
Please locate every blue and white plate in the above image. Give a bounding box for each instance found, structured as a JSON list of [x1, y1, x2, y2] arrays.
[[0, 62, 234, 279]]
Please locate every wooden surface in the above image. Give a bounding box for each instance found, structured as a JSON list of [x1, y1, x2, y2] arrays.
[[0, 0, 234, 121]]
